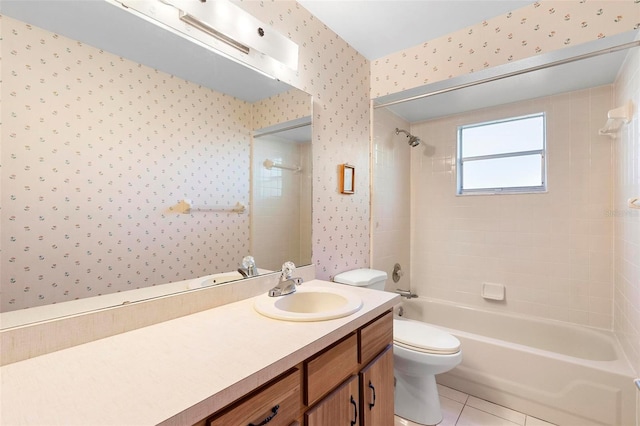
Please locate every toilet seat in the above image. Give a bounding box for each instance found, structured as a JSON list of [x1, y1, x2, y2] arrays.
[[393, 319, 460, 355]]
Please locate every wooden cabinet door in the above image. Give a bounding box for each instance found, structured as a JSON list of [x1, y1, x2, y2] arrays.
[[305, 375, 359, 426], [359, 345, 394, 426]]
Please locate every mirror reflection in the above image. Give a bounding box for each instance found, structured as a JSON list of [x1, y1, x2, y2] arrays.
[[1, 2, 312, 327], [252, 118, 313, 271]]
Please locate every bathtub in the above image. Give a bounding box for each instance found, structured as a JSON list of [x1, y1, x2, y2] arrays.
[[399, 298, 636, 426]]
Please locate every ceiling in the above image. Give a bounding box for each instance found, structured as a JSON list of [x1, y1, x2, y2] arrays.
[[298, 0, 536, 60]]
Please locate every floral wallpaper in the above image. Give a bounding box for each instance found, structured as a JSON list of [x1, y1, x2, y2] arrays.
[[251, 87, 311, 130], [371, 0, 640, 97], [2, 16, 256, 310]]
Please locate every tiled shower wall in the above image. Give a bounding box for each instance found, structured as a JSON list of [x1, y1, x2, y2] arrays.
[[613, 45, 640, 376], [371, 108, 411, 291], [410, 86, 615, 328]]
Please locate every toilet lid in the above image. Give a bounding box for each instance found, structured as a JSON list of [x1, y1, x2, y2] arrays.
[[393, 319, 461, 355]]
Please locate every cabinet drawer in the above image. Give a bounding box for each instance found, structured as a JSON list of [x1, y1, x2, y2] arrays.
[[359, 310, 393, 366], [304, 333, 358, 406], [207, 368, 301, 426]]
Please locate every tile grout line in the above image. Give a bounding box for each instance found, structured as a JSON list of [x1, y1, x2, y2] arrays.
[[441, 393, 525, 426]]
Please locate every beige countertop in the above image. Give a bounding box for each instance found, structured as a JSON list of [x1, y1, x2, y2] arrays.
[[0, 280, 399, 426]]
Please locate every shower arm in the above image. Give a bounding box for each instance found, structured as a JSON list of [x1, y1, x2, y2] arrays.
[[395, 128, 411, 138]]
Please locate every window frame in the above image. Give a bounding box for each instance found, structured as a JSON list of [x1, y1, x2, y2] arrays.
[[456, 112, 547, 195]]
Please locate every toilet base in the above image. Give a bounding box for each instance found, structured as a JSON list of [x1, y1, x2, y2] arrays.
[[395, 373, 442, 425]]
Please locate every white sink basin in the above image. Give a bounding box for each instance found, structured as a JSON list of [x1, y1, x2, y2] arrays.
[[254, 287, 363, 321]]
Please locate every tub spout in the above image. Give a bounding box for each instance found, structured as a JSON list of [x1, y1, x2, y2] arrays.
[[395, 289, 418, 299]]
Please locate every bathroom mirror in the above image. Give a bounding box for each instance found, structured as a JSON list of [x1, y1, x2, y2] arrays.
[[1, 1, 312, 327]]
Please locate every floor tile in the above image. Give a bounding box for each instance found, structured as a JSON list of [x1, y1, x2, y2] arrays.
[[440, 396, 465, 426], [438, 384, 469, 404], [457, 406, 521, 426], [525, 416, 557, 426], [466, 396, 526, 425]]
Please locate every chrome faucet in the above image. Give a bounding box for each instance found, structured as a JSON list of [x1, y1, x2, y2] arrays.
[[238, 255, 258, 278], [268, 261, 303, 297]]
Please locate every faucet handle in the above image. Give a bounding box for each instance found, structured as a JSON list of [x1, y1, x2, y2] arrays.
[[242, 256, 256, 268], [281, 261, 296, 279]]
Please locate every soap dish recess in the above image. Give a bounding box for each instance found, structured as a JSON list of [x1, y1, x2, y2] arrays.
[[482, 282, 505, 301]]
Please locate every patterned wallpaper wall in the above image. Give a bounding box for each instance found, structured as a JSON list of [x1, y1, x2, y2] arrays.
[[251, 88, 311, 130], [371, 0, 639, 98], [2, 15, 255, 310]]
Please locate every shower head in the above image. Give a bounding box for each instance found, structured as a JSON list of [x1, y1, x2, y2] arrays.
[[395, 128, 421, 147]]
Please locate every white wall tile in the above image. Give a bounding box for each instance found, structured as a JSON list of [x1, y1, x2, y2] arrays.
[[613, 45, 640, 376], [410, 86, 616, 328]]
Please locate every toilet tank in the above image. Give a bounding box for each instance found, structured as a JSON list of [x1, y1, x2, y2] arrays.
[[333, 268, 388, 291]]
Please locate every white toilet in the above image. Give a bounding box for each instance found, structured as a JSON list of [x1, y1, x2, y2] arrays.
[[333, 268, 462, 426]]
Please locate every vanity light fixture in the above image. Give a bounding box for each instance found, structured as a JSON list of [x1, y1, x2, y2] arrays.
[[111, 0, 298, 78], [178, 11, 250, 55]]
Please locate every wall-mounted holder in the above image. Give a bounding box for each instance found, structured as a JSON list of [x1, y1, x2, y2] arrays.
[[264, 159, 301, 173], [599, 101, 633, 139], [174, 199, 246, 214], [482, 282, 505, 301]]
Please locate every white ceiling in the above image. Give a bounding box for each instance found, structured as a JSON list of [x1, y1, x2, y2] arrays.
[[298, 0, 536, 60]]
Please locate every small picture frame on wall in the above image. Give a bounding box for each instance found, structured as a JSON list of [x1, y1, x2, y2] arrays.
[[340, 164, 355, 194]]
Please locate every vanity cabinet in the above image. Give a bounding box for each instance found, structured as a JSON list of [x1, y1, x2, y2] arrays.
[[196, 310, 394, 426]]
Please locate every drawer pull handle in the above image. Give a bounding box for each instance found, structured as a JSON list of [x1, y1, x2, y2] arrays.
[[350, 395, 358, 426], [368, 380, 376, 410], [248, 404, 279, 426]]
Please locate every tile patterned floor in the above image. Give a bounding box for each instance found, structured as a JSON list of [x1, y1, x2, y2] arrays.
[[394, 384, 557, 426]]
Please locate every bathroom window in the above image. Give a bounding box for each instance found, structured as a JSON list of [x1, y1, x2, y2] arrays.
[[457, 113, 546, 195]]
